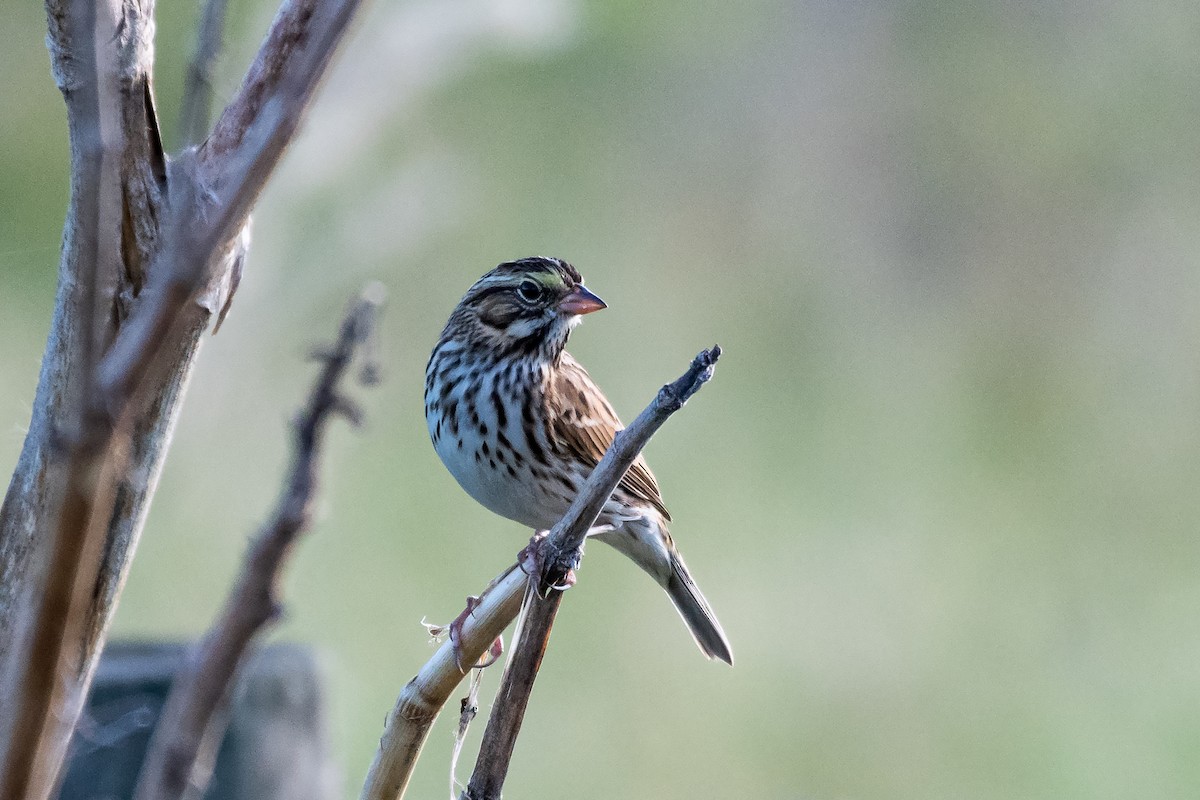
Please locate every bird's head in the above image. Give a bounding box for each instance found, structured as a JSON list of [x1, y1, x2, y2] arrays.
[[447, 256, 606, 360]]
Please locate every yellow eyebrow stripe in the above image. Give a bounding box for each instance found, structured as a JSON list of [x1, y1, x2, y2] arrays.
[[526, 272, 564, 289]]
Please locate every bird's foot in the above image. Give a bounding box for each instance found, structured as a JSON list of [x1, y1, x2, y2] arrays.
[[518, 531, 582, 598], [517, 531, 549, 578], [434, 596, 505, 673]]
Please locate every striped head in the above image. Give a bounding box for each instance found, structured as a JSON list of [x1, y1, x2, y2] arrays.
[[439, 257, 606, 362]]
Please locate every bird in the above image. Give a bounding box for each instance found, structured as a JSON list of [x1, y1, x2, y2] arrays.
[[424, 256, 733, 664]]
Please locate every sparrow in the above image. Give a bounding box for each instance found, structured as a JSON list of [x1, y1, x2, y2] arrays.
[[425, 257, 732, 664]]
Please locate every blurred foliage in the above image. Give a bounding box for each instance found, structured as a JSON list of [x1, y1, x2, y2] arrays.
[[4, 0, 1200, 798]]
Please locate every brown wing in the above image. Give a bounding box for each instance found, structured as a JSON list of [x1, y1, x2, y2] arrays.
[[548, 353, 672, 521]]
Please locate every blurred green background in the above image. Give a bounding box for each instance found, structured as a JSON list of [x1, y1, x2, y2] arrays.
[[4, 0, 1200, 797]]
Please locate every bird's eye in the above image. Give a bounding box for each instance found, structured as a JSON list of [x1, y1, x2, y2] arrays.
[[517, 280, 542, 303]]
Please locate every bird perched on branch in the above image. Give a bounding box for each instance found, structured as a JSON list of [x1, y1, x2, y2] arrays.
[[424, 257, 733, 664]]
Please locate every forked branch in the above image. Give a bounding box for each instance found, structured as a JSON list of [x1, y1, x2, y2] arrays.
[[100, 0, 369, 415]]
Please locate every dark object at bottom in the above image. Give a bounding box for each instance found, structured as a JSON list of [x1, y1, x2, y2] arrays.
[[58, 641, 337, 800]]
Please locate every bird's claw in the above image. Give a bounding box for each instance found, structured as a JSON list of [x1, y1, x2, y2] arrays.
[[518, 531, 581, 598], [438, 598, 504, 673], [447, 595, 482, 673], [477, 635, 504, 668], [517, 532, 547, 578], [548, 569, 577, 593]]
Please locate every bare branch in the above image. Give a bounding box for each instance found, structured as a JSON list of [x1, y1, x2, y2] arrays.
[[133, 286, 383, 800], [178, 0, 231, 147], [360, 346, 722, 800], [537, 345, 721, 593], [461, 590, 559, 800], [0, 0, 144, 792]]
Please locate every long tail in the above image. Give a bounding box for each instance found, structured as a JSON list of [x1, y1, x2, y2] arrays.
[[665, 551, 734, 665], [592, 516, 733, 665]]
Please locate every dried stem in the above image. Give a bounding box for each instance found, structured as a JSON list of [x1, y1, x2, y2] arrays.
[[133, 286, 382, 800], [360, 346, 722, 800], [360, 566, 527, 800], [449, 663, 486, 799]]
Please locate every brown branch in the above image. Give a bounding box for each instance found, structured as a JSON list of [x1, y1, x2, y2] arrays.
[[134, 286, 383, 800], [462, 345, 721, 800], [538, 345, 721, 594], [178, 0, 231, 147], [461, 591, 559, 800], [359, 346, 722, 800]]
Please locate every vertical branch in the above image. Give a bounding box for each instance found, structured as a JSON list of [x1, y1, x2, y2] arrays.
[[0, 0, 369, 793], [463, 346, 722, 800], [0, 0, 138, 793], [134, 286, 383, 800]]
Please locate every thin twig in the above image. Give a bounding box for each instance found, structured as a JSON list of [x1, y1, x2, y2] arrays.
[[178, 0, 231, 147], [360, 346, 722, 800], [462, 345, 721, 800], [132, 285, 383, 800]]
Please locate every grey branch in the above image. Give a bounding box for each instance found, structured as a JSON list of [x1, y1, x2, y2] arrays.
[[0, 0, 367, 793], [134, 287, 382, 800], [360, 346, 722, 800], [0, 0, 147, 794]]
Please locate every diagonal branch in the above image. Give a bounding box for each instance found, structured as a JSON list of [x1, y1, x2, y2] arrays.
[[462, 345, 721, 800], [134, 285, 383, 800], [359, 346, 722, 800], [360, 565, 527, 800], [534, 345, 722, 594]]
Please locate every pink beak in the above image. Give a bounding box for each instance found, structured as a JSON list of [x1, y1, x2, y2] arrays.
[[558, 285, 607, 315]]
